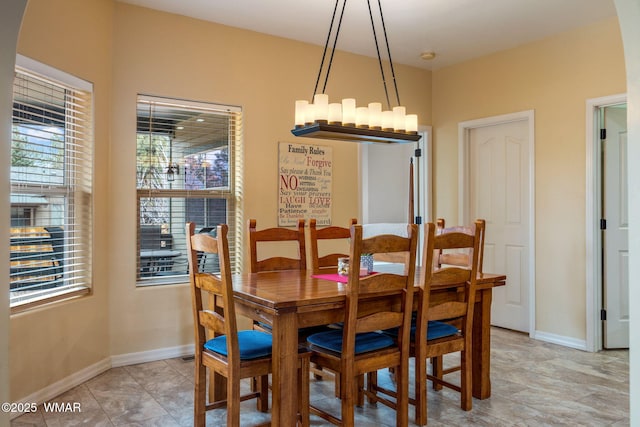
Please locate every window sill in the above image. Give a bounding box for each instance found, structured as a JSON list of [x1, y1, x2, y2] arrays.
[[10, 286, 91, 314], [136, 274, 189, 287]]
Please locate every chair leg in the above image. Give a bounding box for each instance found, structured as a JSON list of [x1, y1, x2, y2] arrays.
[[256, 375, 269, 412], [460, 350, 472, 411], [340, 376, 356, 427], [431, 356, 444, 390], [366, 371, 379, 405], [356, 374, 365, 407], [227, 370, 241, 427], [396, 361, 409, 427], [194, 360, 207, 427], [415, 356, 428, 426]]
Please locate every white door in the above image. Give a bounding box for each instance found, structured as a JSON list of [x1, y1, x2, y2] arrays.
[[603, 104, 629, 349], [468, 119, 531, 332]]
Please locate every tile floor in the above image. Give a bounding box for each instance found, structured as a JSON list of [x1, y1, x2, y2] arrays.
[[11, 327, 629, 426]]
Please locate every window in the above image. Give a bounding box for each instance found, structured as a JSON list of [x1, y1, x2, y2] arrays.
[[9, 56, 93, 309], [136, 95, 242, 285]]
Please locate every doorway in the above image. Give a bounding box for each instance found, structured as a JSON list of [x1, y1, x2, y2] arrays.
[[361, 127, 432, 261], [459, 111, 535, 335], [586, 94, 628, 351]]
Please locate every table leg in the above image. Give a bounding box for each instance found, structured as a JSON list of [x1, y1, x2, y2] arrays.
[[271, 310, 299, 427], [472, 287, 492, 399]]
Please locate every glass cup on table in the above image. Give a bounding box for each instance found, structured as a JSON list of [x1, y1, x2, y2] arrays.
[[338, 257, 349, 276]]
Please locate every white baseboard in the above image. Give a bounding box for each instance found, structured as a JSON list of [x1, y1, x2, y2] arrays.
[[10, 357, 112, 420], [110, 344, 194, 367], [10, 344, 195, 420], [533, 330, 588, 351]]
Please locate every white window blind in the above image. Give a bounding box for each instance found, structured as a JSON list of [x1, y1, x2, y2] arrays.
[[136, 95, 243, 285], [10, 58, 93, 309]]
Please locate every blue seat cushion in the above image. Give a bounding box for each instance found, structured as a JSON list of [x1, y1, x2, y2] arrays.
[[307, 329, 394, 354], [384, 320, 459, 341], [204, 330, 273, 360], [425, 321, 459, 340]]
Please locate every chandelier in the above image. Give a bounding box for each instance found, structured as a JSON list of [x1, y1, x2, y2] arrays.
[[291, 0, 421, 144]]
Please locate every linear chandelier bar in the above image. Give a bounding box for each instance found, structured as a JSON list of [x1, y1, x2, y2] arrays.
[[291, 122, 420, 144]]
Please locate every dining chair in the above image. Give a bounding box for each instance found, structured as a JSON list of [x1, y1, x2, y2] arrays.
[[248, 218, 306, 273], [306, 223, 419, 427], [186, 222, 310, 427], [307, 218, 357, 390], [431, 218, 486, 390], [248, 218, 308, 333], [309, 218, 357, 274], [368, 220, 483, 426]]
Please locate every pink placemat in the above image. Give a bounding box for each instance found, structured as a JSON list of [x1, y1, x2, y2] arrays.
[[311, 272, 378, 283]]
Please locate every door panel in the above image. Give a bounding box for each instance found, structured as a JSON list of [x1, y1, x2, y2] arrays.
[[469, 120, 530, 332], [603, 104, 629, 349]]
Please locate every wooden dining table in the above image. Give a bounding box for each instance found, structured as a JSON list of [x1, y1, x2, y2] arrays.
[[227, 268, 506, 426]]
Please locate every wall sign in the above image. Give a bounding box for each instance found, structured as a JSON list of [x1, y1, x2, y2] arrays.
[[278, 141, 332, 226]]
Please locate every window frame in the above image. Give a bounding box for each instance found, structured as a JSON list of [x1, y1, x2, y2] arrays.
[[9, 55, 94, 312], [135, 95, 243, 286]]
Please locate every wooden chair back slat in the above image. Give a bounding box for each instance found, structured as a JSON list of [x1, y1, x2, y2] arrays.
[[361, 233, 412, 255], [248, 218, 306, 273], [434, 232, 476, 250], [190, 232, 221, 254], [357, 312, 404, 334], [199, 310, 226, 334], [357, 274, 408, 294], [426, 301, 469, 321], [253, 256, 302, 272], [194, 272, 224, 294], [431, 266, 472, 286]]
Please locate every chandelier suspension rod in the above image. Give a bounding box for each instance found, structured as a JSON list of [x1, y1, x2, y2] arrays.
[[366, 0, 391, 110], [313, 0, 348, 100], [376, 0, 401, 106]]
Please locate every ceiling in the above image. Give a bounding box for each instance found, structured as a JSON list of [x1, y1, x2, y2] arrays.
[[118, 0, 617, 70]]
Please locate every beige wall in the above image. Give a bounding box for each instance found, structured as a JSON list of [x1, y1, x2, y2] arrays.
[[10, 0, 114, 400], [431, 17, 626, 340]]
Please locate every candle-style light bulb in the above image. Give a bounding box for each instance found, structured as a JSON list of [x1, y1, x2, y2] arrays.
[[393, 106, 406, 131], [356, 107, 369, 128], [405, 114, 418, 134], [342, 98, 356, 126], [295, 100, 308, 127], [368, 102, 382, 130], [313, 93, 329, 123]]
